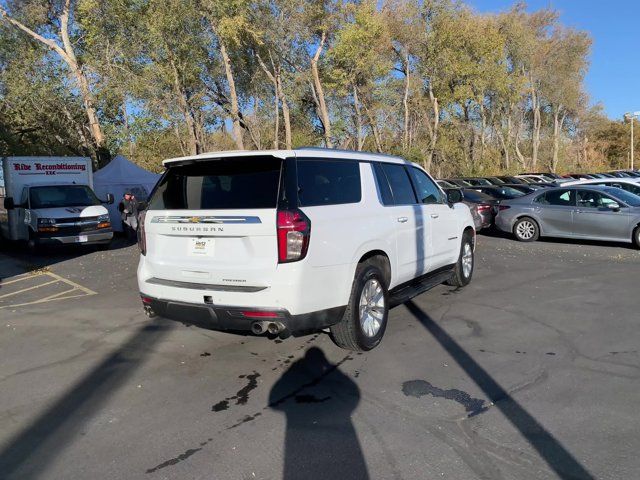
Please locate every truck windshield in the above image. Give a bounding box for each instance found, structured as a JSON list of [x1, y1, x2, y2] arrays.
[[29, 185, 101, 209]]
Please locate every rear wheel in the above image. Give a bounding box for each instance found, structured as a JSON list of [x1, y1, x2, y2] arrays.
[[330, 258, 389, 352], [447, 231, 474, 287], [513, 217, 539, 242]]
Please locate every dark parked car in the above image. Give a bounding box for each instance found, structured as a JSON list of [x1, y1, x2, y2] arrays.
[[436, 179, 457, 188], [564, 173, 596, 180], [446, 179, 474, 187], [468, 185, 527, 201], [485, 176, 507, 185], [500, 184, 538, 194], [497, 176, 527, 185], [459, 177, 493, 186], [447, 188, 499, 229]]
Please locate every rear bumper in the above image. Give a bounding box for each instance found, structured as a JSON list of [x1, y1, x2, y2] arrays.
[[141, 295, 345, 334], [494, 214, 514, 233], [33, 230, 113, 246]]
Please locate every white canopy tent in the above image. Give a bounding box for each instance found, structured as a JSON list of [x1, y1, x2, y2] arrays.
[[93, 155, 161, 231]]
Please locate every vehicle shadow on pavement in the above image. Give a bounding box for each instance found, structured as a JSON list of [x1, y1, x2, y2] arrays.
[[0, 319, 174, 480], [269, 347, 369, 480], [0, 234, 135, 282], [405, 300, 594, 480]]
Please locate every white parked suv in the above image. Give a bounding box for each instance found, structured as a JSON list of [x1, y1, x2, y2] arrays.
[[137, 148, 476, 351]]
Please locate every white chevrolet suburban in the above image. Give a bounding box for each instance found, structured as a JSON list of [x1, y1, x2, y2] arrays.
[[137, 148, 475, 351]]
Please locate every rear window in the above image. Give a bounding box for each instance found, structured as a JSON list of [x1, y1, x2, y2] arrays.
[[148, 157, 282, 210], [461, 189, 494, 202], [297, 159, 361, 207]]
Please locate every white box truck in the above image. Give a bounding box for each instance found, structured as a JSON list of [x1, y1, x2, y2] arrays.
[[0, 157, 114, 250]]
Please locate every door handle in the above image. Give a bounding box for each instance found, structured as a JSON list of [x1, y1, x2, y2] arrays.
[[430, 214, 439, 219], [397, 217, 408, 223]]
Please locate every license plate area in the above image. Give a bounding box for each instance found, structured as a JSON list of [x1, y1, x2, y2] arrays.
[[189, 237, 214, 256], [77, 235, 88, 243]]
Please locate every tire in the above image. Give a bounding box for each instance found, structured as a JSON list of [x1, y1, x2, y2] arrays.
[[447, 231, 474, 287], [330, 258, 389, 352], [27, 230, 37, 254], [633, 226, 640, 249], [513, 217, 539, 242]]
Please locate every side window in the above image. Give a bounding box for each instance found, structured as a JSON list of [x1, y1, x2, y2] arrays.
[[534, 193, 548, 205], [297, 159, 361, 207], [577, 190, 616, 209], [371, 163, 394, 206], [379, 163, 417, 205], [408, 168, 443, 205], [617, 183, 640, 195], [544, 189, 575, 207]]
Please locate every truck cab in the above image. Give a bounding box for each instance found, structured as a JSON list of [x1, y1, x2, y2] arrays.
[[1, 157, 114, 249]]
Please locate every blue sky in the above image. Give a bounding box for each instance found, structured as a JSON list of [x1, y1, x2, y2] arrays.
[[469, 0, 639, 120]]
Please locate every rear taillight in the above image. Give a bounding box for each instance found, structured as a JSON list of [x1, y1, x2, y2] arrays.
[[477, 204, 491, 212], [498, 205, 511, 211], [137, 210, 147, 256], [277, 209, 310, 263]]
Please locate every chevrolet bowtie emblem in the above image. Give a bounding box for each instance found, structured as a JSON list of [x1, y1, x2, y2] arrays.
[[188, 217, 201, 223]]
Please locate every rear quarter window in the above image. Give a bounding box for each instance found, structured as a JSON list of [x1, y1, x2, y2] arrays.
[[296, 159, 361, 207]]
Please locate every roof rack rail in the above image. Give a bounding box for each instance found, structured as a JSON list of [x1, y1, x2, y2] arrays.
[[296, 146, 404, 160]]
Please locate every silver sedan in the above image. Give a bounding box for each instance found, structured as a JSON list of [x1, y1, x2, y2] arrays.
[[495, 186, 640, 248]]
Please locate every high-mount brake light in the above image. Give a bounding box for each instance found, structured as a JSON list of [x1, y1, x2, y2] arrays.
[[277, 209, 310, 263]]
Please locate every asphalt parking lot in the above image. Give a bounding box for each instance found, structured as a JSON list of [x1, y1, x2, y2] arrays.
[[0, 234, 638, 480]]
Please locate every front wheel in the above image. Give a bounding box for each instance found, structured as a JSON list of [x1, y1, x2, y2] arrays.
[[513, 217, 539, 242], [633, 226, 640, 249], [447, 231, 474, 287], [330, 259, 389, 352]]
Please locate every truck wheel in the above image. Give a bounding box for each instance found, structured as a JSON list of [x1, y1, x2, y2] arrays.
[[447, 231, 474, 287], [513, 217, 539, 242], [27, 231, 37, 254], [330, 258, 389, 352]]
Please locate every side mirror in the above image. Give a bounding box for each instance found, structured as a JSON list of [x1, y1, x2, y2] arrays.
[[606, 202, 620, 211], [137, 200, 148, 211], [3, 197, 15, 210], [446, 189, 463, 204], [104, 193, 114, 205]]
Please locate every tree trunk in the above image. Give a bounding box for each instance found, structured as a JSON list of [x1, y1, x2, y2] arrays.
[[1, 1, 107, 163], [426, 88, 439, 172], [277, 75, 292, 149], [353, 85, 363, 151], [361, 102, 382, 152], [402, 51, 410, 151], [256, 52, 292, 150], [170, 61, 200, 155], [551, 107, 567, 173], [218, 39, 244, 150], [273, 78, 280, 149], [311, 31, 332, 147], [530, 83, 541, 168]]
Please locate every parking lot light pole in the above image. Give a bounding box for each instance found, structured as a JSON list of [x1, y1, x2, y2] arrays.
[[624, 112, 640, 170]]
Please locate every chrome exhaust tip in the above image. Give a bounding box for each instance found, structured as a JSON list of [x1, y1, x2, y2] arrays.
[[251, 322, 265, 335], [267, 322, 286, 335]]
